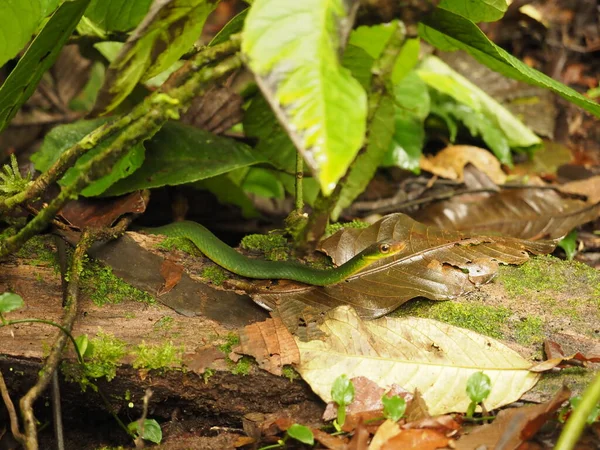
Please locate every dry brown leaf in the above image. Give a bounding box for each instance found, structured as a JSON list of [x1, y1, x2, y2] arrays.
[[180, 86, 244, 135], [420, 145, 507, 184], [158, 259, 184, 295], [254, 213, 554, 319], [415, 186, 600, 240], [369, 420, 402, 450], [454, 385, 571, 450], [312, 428, 349, 450], [559, 175, 600, 204], [296, 306, 540, 415], [381, 429, 452, 450], [232, 317, 300, 376], [183, 346, 224, 374], [544, 340, 600, 366]]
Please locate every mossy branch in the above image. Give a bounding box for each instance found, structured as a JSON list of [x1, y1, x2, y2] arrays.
[[0, 50, 242, 259], [0, 36, 241, 216]]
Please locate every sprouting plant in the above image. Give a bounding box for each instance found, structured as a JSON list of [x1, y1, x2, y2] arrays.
[[331, 374, 355, 430], [0, 154, 31, 195], [466, 371, 492, 418]]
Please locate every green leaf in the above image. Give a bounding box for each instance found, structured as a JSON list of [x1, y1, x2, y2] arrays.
[[382, 395, 406, 422], [0, 0, 58, 68], [0, 292, 24, 314], [194, 172, 260, 219], [466, 371, 492, 403], [439, 0, 507, 22], [383, 71, 430, 171], [128, 419, 163, 444], [349, 24, 396, 59], [85, 0, 152, 32], [31, 118, 145, 197], [286, 424, 314, 445], [332, 95, 395, 220], [93, 0, 217, 114], [418, 56, 542, 164], [558, 229, 578, 261], [419, 8, 600, 118], [342, 44, 374, 91], [569, 396, 600, 425], [0, 0, 91, 133], [75, 334, 90, 358], [105, 121, 263, 196], [243, 95, 297, 173], [241, 167, 285, 199], [209, 8, 248, 47], [391, 38, 420, 84], [331, 374, 354, 407], [242, 0, 367, 195]]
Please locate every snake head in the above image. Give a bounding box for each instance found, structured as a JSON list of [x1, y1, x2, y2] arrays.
[[362, 240, 406, 262]]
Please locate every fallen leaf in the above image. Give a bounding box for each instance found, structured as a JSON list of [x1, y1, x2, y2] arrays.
[[454, 385, 571, 450], [158, 259, 184, 295], [253, 213, 554, 319], [544, 340, 600, 366], [183, 346, 224, 374], [559, 175, 600, 204], [415, 186, 600, 240], [369, 420, 402, 450], [312, 428, 348, 450], [59, 191, 148, 229], [296, 306, 540, 415], [381, 429, 452, 450], [420, 145, 507, 184], [231, 317, 300, 376]]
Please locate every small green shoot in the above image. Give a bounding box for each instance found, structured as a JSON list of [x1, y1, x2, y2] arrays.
[[382, 394, 406, 422], [127, 419, 162, 444], [558, 230, 578, 261], [331, 374, 355, 428], [286, 424, 314, 445], [559, 395, 600, 425], [466, 371, 491, 418], [0, 292, 24, 317], [74, 334, 90, 358], [0, 154, 31, 195]]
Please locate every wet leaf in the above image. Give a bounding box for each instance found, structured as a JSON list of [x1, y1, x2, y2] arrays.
[[253, 213, 553, 318], [415, 186, 600, 240], [232, 317, 300, 376], [296, 306, 540, 415], [454, 386, 570, 449]]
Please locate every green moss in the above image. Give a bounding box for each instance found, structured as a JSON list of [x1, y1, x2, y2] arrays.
[[156, 236, 203, 257], [153, 316, 174, 330], [240, 233, 290, 261], [231, 356, 253, 376], [535, 367, 596, 398], [202, 367, 215, 383], [63, 332, 127, 390], [81, 257, 155, 307], [282, 365, 300, 382], [16, 235, 59, 269], [501, 255, 600, 305], [513, 316, 545, 346], [395, 299, 511, 340], [132, 341, 183, 371], [218, 333, 240, 355], [202, 266, 227, 285], [325, 219, 370, 238]]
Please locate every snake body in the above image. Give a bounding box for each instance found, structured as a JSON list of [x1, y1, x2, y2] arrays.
[[145, 221, 405, 286]]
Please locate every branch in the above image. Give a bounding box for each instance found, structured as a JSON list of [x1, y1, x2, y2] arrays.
[[0, 370, 25, 445]]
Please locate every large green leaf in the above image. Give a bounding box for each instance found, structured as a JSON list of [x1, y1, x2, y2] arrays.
[[92, 0, 217, 114], [383, 71, 430, 171], [439, 0, 507, 22], [419, 8, 600, 118], [0, 0, 59, 68], [418, 56, 541, 164], [242, 0, 367, 195], [105, 121, 264, 196], [31, 118, 145, 197], [85, 0, 153, 32], [0, 0, 90, 133]]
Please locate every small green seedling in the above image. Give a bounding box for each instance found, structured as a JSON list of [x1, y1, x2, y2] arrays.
[[0, 292, 24, 321], [331, 374, 355, 429], [382, 394, 406, 422], [258, 423, 314, 449], [127, 419, 162, 444], [0, 154, 31, 195], [559, 395, 600, 425], [466, 371, 491, 418], [558, 230, 578, 261]]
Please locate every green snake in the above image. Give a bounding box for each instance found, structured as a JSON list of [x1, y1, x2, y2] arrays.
[[145, 221, 406, 286]]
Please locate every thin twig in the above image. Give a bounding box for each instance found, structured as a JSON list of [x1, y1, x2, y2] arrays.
[[134, 389, 154, 448], [0, 370, 25, 445], [19, 230, 95, 450]]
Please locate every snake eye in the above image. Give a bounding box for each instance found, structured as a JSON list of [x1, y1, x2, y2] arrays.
[[379, 243, 391, 253]]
